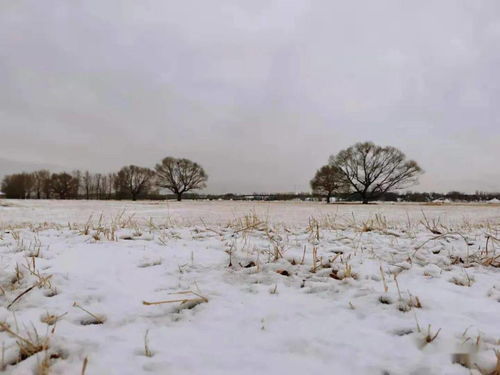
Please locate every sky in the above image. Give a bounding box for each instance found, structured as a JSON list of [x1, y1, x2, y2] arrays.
[[1, 0, 499, 194]]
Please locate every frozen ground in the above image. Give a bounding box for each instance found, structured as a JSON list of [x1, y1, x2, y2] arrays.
[[0, 200, 499, 374]]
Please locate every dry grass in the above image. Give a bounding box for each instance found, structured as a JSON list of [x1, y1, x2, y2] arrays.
[[1, 205, 499, 373], [4, 258, 53, 310], [81, 357, 88, 375], [73, 302, 106, 325], [143, 290, 208, 309], [422, 324, 442, 346], [0, 321, 50, 367], [40, 312, 67, 326], [144, 330, 153, 357], [228, 211, 268, 234]]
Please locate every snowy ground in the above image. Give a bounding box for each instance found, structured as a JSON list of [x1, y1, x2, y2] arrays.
[[0, 200, 499, 375]]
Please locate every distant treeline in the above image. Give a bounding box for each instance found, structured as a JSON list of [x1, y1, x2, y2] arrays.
[[196, 191, 500, 202], [1, 142, 498, 203], [0, 157, 208, 201], [1, 170, 150, 200], [1, 168, 498, 203]]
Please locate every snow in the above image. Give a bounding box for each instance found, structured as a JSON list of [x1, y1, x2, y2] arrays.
[[0, 200, 499, 374]]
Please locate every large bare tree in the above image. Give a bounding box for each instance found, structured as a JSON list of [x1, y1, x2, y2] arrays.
[[310, 164, 348, 203], [155, 157, 207, 201], [115, 165, 155, 201], [330, 142, 423, 204]]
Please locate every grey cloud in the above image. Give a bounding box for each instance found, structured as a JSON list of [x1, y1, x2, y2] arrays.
[[1, 0, 499, 193]]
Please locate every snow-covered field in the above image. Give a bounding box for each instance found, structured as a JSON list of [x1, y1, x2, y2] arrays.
[[0, 200, 499, 375]]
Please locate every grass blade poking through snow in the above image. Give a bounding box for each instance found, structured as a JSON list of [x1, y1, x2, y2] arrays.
[[143, 290, 208, 309]]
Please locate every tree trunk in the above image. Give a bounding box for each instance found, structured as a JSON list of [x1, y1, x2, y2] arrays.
[[326, 193, 331, 204], [176, 193, 182, 201], [361, 192, 369, 204]]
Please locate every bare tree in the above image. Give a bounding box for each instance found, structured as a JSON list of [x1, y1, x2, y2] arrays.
[[32, 170, 51, 199], [72, 170, 82, 198], [155, 157, 208, 201], [1, 175, 18, 198], [94, 173, 103, 200], [105, 173, 115, 200], [82, 171, 93, 200], [23, 173, 34, 198], [1, 173, 34, 199], [82, 171, 106, 200], [115, 165, 154, 201], [42, 175, 52, 199], [329, 141, 423, 204], [50, 172, 79, 199], [310, 165, 348, 203]]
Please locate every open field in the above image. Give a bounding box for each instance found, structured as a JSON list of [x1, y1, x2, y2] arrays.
[[0, 200, 499, 374]]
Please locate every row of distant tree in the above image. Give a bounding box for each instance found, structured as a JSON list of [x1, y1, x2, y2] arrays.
[[175, 191, 500, 202], [1, 142, 498, 203], [1, 157, 208, 201]]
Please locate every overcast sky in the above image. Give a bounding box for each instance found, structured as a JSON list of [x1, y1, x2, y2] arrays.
[[1, 1, 499, 193]]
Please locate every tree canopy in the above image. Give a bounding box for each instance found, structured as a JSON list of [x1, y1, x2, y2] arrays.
[[310, 164, 348, 203], [329, 142, 423, 203], [155, 157, 208, 201]]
